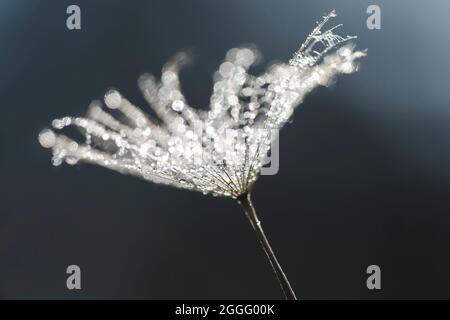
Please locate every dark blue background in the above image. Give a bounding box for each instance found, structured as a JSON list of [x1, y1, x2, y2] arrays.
[[1, 0, 450, 299]]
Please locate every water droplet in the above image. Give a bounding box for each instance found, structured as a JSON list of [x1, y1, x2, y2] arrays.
[[219, 62, 234, 77], [171, 100, 184, 112], [52, 156, 63, 166], [38, 129, 56, 148], [65, 157, 79, 165], [104, 89, 122, 109]]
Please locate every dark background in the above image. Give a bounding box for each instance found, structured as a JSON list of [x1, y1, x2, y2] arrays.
[[1, 0, 450, 299]]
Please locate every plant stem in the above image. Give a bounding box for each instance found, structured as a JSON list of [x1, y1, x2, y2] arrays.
[[238, 192, 298, 300]]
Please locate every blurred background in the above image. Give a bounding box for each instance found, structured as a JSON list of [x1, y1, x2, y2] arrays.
[[1, 0, 450, 299]]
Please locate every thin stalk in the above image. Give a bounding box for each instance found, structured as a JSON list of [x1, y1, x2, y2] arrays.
[[238, 192, 297, 300]]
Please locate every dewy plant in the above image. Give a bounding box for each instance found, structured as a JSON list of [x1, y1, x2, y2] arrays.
[[39, 11, 365, 299]]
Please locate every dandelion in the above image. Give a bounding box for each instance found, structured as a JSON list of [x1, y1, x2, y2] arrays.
[[39, 10, 365, 299]]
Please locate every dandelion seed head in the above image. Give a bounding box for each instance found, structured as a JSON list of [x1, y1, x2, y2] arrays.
[[39, 11, 366, 199]]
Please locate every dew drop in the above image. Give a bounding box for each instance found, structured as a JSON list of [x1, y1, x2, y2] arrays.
[[65, 157, 79, 166], [52, 156, 63, 166], [104, 89, 122, 109], [171, 100, 184, 112], [38, 129, 56, 148]]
